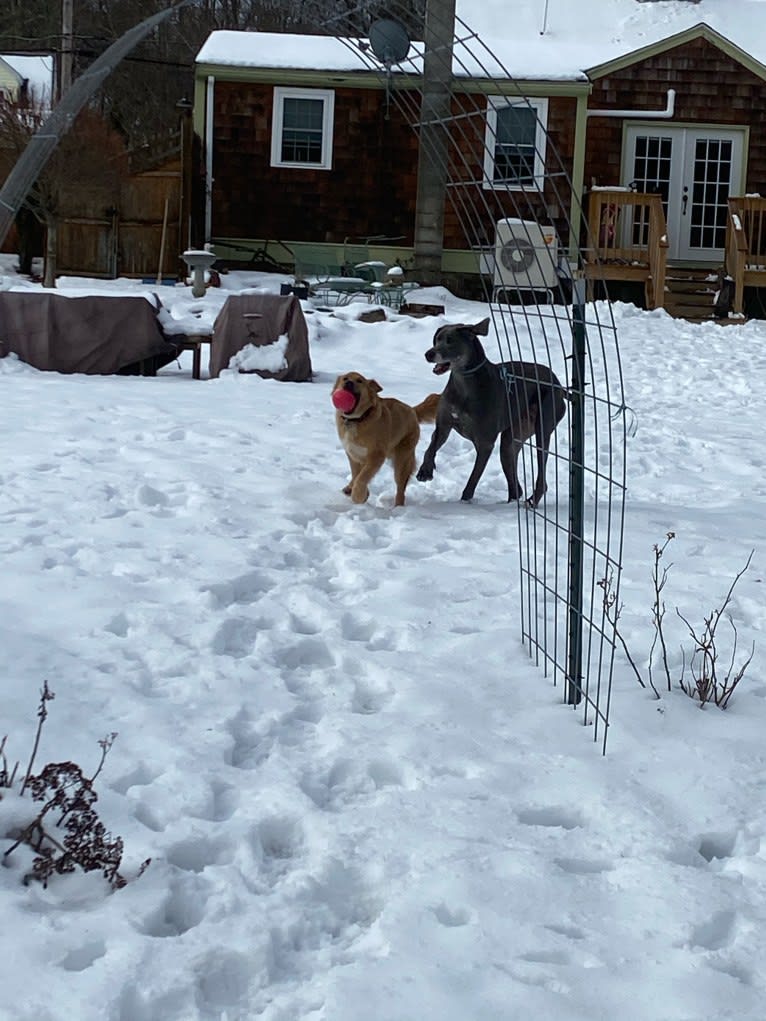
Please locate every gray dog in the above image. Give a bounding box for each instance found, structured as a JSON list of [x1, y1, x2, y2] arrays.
[[416, 318, 568, 506]]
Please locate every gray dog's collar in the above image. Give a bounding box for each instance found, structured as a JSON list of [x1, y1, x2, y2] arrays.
[[461, 357, 488, 375]]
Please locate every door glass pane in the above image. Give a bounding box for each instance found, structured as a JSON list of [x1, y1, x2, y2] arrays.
[[689, 138, 732, 250], [631, 135, 672, 244], [281, 97, 324, 164]]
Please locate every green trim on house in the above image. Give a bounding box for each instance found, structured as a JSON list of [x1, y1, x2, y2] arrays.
[[209, 237, 546, 279], [587, 23, 766, 83], [195, 64, 410, 89], [212, 237, 415, 270], [452, 79, 590, 99], [194, 61, 590, 100]]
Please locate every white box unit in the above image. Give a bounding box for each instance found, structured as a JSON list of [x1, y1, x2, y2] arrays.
[[494, 218, 558, 292]]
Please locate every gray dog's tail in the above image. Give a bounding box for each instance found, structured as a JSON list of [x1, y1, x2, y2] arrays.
[[413, 392, 441, 423]]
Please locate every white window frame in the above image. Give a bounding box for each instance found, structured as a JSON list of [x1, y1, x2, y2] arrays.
[[270, 86, 335, 171], [483, 96, 548, 190]]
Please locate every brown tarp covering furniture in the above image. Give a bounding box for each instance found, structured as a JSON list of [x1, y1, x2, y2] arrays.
[[0, 291, 179, 375], [209, 293, 312, 381]]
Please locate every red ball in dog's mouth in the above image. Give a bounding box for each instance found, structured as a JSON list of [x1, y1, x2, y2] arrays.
[[332, 388, 357, 413]]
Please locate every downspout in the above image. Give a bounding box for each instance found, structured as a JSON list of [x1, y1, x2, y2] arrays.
[[586, 88, 676, 119], [204, 74, 215, 244], [569, 91, 589, 264]]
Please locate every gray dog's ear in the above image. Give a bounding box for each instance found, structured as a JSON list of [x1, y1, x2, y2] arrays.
[[472, 317, 490, 336]]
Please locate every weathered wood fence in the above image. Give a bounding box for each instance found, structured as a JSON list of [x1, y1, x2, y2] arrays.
[[57, 157, 182, 279]]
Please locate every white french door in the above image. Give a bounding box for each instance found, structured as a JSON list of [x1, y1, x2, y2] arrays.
[[623, 125, 745, 262]]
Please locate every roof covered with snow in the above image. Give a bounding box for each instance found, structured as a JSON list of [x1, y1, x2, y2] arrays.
[[195, 0, 766, 81]]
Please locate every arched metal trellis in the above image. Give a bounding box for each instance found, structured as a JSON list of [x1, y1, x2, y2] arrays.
[[280, 0, 628, 753], [0, 0, 625, 750]]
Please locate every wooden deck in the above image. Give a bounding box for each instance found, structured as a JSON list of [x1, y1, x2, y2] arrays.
[[582, 189, 669, 310], [724, 196, 766, 315], [583, 191, 766, 320]]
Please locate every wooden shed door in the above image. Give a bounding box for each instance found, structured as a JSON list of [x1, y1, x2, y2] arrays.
[[624, 125, 745, 263]]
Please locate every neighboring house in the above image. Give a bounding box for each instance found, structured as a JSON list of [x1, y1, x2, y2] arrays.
[[0, 56, 23, 102], [192, 1, 766, 312], [0, 54, 54, 104], [0, 54, 54, 268]]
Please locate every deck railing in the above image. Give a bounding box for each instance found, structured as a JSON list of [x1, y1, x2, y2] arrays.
[[725, 196, 766, 315], [584, 189, 668, 309]]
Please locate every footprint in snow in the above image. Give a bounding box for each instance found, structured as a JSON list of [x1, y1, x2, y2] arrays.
[[689, 909, 739, 951], [165, 834, 231, 873], [211, 616, 260, 658], [300, 757, 406, 811], [136, 874, 208, 938], [188, 780, 240, 822], [225, 709, 273, 770], [195, 949, 254, 1015], [350, 676, 393, 715], [432, 903, 472, 927], [253, 815, 305, 878], [340, 611, 377, 643], [516, 806, 583, 830], [553, 856, 612, 875], [204, 569, 276, 609], [109, 761, 160, 795], [273, 636, 335, 673], [59, 939, 107, 972]]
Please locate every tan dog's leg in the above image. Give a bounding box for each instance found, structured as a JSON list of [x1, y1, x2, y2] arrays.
[[392, 434, 418, 506], [392, 451, 416, 506], [350, 453, 385, 504], [343, 454, 362, 496]]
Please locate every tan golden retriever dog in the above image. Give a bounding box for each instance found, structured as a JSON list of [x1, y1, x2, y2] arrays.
[[332, 372, 440, 507]]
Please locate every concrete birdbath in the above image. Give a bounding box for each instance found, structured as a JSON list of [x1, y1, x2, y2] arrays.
[[182, 249, 217, 298]]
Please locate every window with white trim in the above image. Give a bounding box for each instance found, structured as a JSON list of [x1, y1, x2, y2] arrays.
[[271, 87, 335, 170], [483, 97, 548, 189]]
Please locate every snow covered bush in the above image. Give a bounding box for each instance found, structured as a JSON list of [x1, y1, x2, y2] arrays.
[[601, 534, 755, 707], [1, 683, 149, 888]]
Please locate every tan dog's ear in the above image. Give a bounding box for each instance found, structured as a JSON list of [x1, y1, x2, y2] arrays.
[[369, 379, 383, 394], [473, 317, 490, 336]]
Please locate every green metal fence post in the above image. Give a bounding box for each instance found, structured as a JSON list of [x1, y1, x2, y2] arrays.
[[566, 281, 587, 705]]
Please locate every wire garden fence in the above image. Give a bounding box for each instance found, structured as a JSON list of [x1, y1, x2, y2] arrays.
[[287, 1, 628, 752]]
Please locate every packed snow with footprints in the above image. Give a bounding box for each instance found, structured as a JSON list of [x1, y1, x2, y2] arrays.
[[2, 270, 766, 1020]]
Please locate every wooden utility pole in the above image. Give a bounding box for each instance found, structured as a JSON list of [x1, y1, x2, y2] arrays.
[[413, 0, 456, 284], [60, 0, 74, 98]]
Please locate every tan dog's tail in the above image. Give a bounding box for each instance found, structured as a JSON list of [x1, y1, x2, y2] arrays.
[[413, 392, 441, 423]]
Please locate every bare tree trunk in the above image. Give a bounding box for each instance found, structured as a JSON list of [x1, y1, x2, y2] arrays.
[[16, 206, 42, 275], [43, 216, 57, 288]]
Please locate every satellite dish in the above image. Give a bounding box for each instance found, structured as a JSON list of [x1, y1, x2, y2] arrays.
[[368, 18, 410, 67]]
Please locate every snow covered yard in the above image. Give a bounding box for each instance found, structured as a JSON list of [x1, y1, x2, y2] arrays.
[[1, 263, 766, 1021]]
